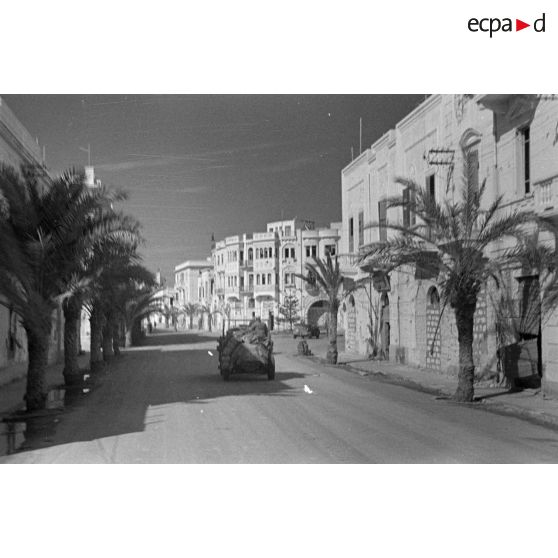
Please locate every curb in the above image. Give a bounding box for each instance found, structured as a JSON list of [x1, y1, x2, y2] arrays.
[[317, 358, 558, 432]]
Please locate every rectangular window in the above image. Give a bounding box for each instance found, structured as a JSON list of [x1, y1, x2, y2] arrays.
[[520, 127, 530, 194], [378, 200, 387, 242], [402, 187, 416, 228], [426, 174, 436, 241], [349, 217, 354, 253], [262, 274, 266, 285], [358, 211, 364, 247], [325, 244, 336, 256], [427, 174, 435, 202], [466, 149, 479, 193], [256, 274, 260, 285], [249, 274, 253, 287], [285, 226, 292, 236], [240, 250, 244, 264]]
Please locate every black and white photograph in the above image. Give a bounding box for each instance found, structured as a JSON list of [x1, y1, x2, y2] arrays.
[[1, 2, 557, 557], [1, 93, 558, 464]]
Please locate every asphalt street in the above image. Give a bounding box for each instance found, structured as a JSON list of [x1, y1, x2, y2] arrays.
[[2, 330, 558, 463]]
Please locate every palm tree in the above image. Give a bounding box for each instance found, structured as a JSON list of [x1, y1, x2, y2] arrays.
[[122, 286, 160, 345], [197, 304, 214, 332], [102, 264, 156, 356], [82, 234, 144, 372], [297, 254, 344, 364], [61, 214, 142, 384], [361, 177, 546, 402], [182, 302, 199, 330], [0, 164, 125, 410]]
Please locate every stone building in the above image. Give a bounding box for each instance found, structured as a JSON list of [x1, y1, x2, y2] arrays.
[[0, 96, 63, 385], [340, 94, 558, 396], [181, 219, 341, 331]]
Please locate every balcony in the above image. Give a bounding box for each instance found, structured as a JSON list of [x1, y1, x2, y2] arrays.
[[253, 284, 277, 298], [535, 174, 558, 225], [239, 260, 254, 271]]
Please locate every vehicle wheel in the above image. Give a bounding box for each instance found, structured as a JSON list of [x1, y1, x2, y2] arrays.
[[267, 355, 275, 380]]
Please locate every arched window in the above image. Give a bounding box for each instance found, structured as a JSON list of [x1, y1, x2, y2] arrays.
[[460, 128, 482, 194], [248, 248, 253, 261]]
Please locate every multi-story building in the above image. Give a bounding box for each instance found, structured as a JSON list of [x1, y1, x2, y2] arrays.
[[174, 259, 212, 308], [0, 96, 63, 385], [340, 94, 558, 396], [206, 219, 341, 329]]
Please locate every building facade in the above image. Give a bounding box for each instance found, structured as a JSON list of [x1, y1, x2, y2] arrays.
[[175, 219, 341, 332], [340, 94, 558, 396]]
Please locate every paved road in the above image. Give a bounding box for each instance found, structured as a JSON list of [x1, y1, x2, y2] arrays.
[[2, 331, 558, 463]]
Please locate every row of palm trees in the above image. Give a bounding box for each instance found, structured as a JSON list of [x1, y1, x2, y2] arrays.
[[0, 163, 159, 412], [298, 176, 557, 402]]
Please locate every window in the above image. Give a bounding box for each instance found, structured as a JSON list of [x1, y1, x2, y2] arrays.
[[285, 225, 292, 236], [248, 248, 253, 261], [425, 175, 436, 241], [358, 211, 364, 247], [465, 148, 479, 193], [256, 274, 260, 285], [249, 274, 253, 287], [325, 244, 336, 256], [305, 245, 317, 258], [427, 174, 436, 202], [520, 126, 531, 194], [402, 187, 416, 228], [349, 217, 354, 252], [239, 250, 244, 264], [378, 200, 387, 242], [268, 273, 272, 284]]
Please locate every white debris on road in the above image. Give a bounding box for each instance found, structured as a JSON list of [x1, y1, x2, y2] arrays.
[[304, 385, 314, 394], [208, 351, 213, 356]]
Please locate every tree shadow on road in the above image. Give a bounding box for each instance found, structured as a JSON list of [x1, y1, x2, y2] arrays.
[[1, 333, 309, 458]]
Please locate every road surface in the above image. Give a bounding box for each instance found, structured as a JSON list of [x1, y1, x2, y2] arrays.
[[2, 331, 558, 463]]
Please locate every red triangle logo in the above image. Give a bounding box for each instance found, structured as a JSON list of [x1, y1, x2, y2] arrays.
[[516, 19, 530, 31]]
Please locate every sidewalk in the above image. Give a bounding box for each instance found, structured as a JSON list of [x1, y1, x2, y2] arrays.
[[335, 351, 558, 430], [0, 354, 90, 416]]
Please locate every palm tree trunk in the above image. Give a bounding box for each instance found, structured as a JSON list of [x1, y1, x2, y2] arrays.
[[102, 318, 114, 362], [189, 314, 193, 329], [62, 296, 83, 385], [326, 306, 338, 364], [130, 318, 142, 345], [24, 325, 51, 411], [454, 303, 476, 402], [90, 304, 105, 373], [112, 318, 121, 356]]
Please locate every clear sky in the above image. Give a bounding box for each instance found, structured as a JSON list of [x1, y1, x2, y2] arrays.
[[3, 94, 425, 283]]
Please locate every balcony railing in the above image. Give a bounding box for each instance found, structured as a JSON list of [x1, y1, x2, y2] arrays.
[[535, 174, 558, 215]]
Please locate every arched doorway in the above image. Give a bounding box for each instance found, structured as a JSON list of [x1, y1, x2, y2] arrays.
[[380, 293, 390, 360], [306, 300, 328, 328], [426, 287, 441, 370]]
